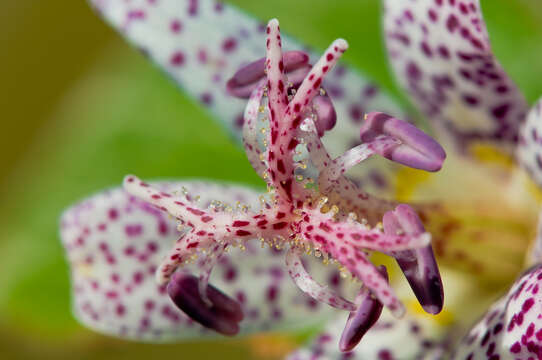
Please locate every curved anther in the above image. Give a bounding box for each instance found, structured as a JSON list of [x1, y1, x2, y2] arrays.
[[339, 266, 387, 352], [360, 112, 446, 171], [312, 94, 337, 136], [168, 272, 244, 336], [383, 204, 444, 315], [226, 50, 310, 98], [285, 247, 357, 311]]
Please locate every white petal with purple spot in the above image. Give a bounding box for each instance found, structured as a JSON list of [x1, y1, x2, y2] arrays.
[[286, 311, 446, 360], [89, 0, 408, 195], [384, 0, 528, 152], [61, 181, 349, 341], [453, 265, 542, 359]]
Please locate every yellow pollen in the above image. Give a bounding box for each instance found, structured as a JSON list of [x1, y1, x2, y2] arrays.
[[318, 196, 329, 206]]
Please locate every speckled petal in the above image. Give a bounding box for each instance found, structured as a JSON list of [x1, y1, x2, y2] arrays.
[[60, 181, 344, 341], [89, 0, 408, 196], [384, 0, 528, 153], [518, 97, 542, 187], [287, 311, 446, 360], [453, 264, 542, 359], [88, 0, 266, 137]]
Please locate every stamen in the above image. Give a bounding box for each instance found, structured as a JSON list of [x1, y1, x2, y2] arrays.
[[323, 136, 401, 181], [156, 232, 213, 284], [383, 204, 444, 315], [286, 247, 357, 311], [339, 266, 387, 352], [360, 112, 446, 171], [198, 243, 228, 307], [226, 50, 309, 98], [123, 19, 446, 344], [167, 273, 243, 336], [311, 94, 337, 136]]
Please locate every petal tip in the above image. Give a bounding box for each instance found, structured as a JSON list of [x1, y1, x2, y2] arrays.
[[334, 38, 348, 51], [268, 18, 279, 27]]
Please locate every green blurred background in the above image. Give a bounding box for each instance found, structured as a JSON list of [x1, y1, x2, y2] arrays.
[[1, 1, 542, 358]]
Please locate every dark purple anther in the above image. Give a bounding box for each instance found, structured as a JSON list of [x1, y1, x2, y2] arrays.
[[167, 272, 244, 336], [312, 95, 337, 136], [383, 204, 444, 315], [339, 266, 386, 352], [359, 112, 446, 171], [228, 51, 337, 136], [226, 50, 310, 98]]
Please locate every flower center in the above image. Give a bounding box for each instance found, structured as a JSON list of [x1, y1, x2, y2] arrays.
[[123, 18, 447, 351]]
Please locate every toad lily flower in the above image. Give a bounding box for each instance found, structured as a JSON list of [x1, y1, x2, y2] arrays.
[[63, 0, 542, 358], [128, 15, 447, 333], [64, 12, 447, 347]]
